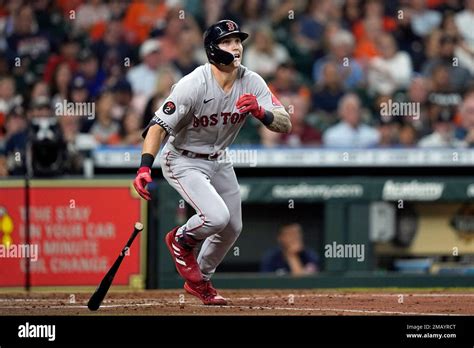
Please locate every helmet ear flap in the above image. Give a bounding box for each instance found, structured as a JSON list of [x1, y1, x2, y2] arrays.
[[207, 43, 235, 66]]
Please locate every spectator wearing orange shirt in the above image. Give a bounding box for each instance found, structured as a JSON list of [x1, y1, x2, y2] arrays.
[[352, 0, 396, 42], [122, 0, 168, 45]]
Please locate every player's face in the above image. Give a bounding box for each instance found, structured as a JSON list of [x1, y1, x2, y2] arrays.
[[218, 36, 243, 67]]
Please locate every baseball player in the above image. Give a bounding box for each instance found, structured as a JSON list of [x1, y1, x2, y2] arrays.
[[133, 20, 291, 305]]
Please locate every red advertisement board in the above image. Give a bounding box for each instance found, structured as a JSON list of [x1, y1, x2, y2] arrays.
[[0, 181, 144, 288]]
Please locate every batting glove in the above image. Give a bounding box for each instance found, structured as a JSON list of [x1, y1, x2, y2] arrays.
[[236, 93, 265, 119], [133, 167, 152, 200]]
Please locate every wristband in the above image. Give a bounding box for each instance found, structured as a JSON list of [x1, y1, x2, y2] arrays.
[[259, 109, 274, 126], [140, 153, 155, 169]]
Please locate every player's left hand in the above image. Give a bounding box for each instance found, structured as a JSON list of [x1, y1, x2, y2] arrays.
[[236, 93, 264, 119]]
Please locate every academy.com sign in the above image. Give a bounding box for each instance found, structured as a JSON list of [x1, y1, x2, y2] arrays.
[[272, 184, 364, 200], [382, 180, 444, 201]]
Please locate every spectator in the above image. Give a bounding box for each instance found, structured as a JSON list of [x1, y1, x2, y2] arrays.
[[0, 107, 27, 177], [426, 64, 462, 130], [1, 105, 26, 149], [202, 0, 226, 28], [157, 8, 202, 65], [375, 113, 401, 148], [75, 49, 106, 99], [90, 18, 133, 78], [410, 0, 442, 38], [141, 67, 177, 128], [323, 93, 380, 147], [422, 33, 472, 91], [87, 2, 130, 42], [341, 0, 362, 29], [399, 123, 419, 147], [122, 0, 168, 45], [456, 89, 474, 147], [50, 62, 73, 108], [442, 11, 474, 75], [58, 114, 83, 174], [418, 107, 464, 147], [400, 77, 431, 137], [312, 61, 345, 116], [28, 80, 51, 107], [68, 76, 93, 133], [32, 0, 68, 39], [89, 92, 120, 145], [243, 25, 289, 80], [43, 35, 80, 84], [352, 0, 397, 42], [353, 15, 384, 61], [454, 0, 474, 49], [69, 76, 91, 108], [114, 108, 143, 146], [111, 79, 133, 122], [268, 61, 311, 102], [6, 4, 52, 90], [392, 4, 425, 72], [126, 39, 162, 100], [0, 77, 21, 137], [279, 95, 321, 147], [226, 0, 270, 31], [261, 223, 320, 276], [295, 0, 334, 54], [367, 33, 413, 96], [172, 29, 201, 77], [0, 96, 53, 176], [74, 0, 111, 33], [313, 29, 364, 90]]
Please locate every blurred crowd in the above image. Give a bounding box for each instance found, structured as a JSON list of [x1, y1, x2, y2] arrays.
[[1, 0, 474, 175]]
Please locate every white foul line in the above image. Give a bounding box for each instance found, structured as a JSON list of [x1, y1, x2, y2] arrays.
[[186, 304, 465, 316], [0, 301, 467, 316]]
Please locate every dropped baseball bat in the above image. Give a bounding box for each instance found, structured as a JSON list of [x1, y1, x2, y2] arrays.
[[87, 222, 143, 311]]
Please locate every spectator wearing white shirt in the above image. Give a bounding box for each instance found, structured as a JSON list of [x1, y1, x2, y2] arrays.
[[323, 93, 380, 148], [367, 33, 413, 96], [127, 39, 173, 114], [451, 2, 474, 75], [243, 25, 289, 79], [410, 0, 442, 38], [455, 0, 474, 49], [418, 108, 464, 147], [126, 39, 162, 100]]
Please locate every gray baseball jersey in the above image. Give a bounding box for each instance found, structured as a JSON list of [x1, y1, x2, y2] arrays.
[[145, 62, 283, 281], [143, 63, 282, 154]]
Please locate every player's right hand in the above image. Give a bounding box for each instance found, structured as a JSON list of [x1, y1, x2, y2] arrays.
[[133, 167, 152, 200]]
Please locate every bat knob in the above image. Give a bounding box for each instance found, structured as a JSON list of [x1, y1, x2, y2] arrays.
[[87, 300, 100, 311]]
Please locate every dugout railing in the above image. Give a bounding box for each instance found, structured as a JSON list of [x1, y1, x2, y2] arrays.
[[151, 176, 474, 289]]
